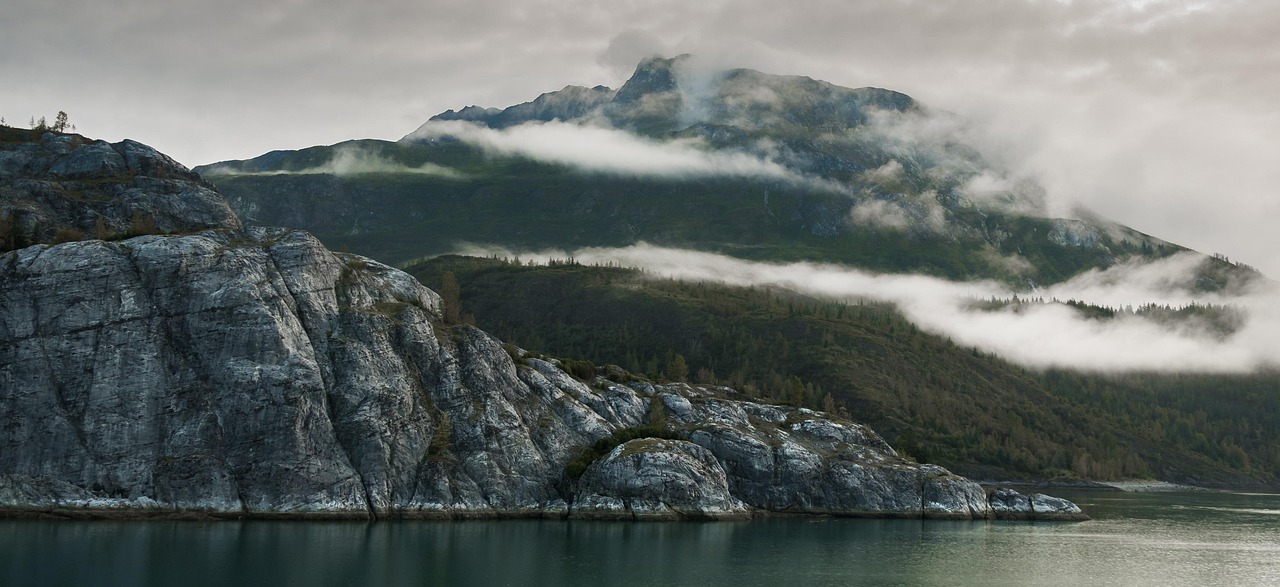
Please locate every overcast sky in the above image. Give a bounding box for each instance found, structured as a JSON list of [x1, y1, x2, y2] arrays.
[[5, 0, 1277, 275]]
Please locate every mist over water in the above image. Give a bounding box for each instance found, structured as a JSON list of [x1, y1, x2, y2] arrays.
[[454, 243, 1280, 373]]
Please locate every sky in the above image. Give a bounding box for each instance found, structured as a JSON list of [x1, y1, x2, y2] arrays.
[[4, 0, 1278, 276]]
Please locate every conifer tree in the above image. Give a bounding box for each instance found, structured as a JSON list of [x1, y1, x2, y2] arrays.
[[440, 270, 462, 324], [665, 354, 688, 382], [52, 111, 69, 133]]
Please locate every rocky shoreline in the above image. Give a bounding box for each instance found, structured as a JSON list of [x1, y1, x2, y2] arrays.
[[0, 504, 1089, 522], [0, 474, 1089, 522]]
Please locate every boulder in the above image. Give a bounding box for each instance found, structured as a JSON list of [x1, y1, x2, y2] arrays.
[[987, 487, 1088, 521], [572, 438, 749, 520]]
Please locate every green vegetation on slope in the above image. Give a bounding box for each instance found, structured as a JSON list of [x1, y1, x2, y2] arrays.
[[407, 255, 1280, 486], [201, 139, 1180, 286]]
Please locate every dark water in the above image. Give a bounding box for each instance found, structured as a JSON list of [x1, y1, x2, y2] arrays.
[[3, 490, 1279, 586]]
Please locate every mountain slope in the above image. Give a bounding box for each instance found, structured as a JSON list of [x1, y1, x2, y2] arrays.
[[407, 255, 1280, 486], [197, 56, 1232, 288]]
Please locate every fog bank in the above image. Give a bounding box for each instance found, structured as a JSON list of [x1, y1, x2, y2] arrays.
[[453, 243, 1279, 373]]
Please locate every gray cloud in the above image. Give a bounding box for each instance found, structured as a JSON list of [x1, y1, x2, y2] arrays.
[[409, 119, 844, 189], [4, 0, 1277, 275], [453, 243, 1280, 373], [202, 144, 463, 178]]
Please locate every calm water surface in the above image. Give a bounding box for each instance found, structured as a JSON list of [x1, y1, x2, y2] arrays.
[[3, 490, 1279, 586]]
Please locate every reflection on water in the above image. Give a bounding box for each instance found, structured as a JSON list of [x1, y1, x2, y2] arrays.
[[3, 491, 1279, 587], [1191, 507, 1280, 516]]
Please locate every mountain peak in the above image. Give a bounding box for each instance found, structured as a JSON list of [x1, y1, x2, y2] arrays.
[[613, 54, 690, 104], [430, 104, 501, 123], [410, 54, 917, 140], [423, 85, 615, 132]]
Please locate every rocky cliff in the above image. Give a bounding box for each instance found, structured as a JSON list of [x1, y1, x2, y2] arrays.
[[1, 128, 239, 248], [0, 130, 1084, 520]]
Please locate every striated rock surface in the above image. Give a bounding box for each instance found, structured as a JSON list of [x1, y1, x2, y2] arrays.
[[572, 438, 749, 520], [1, 129, 239, 245], [0, 227, 1083, 519], [0, 132, 1085, 521]]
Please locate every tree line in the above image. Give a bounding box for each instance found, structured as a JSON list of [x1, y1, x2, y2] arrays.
[[0, 111, 74, 133]]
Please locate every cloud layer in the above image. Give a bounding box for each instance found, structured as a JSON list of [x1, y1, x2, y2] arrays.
[[455, 243, 1280, 373], [203, 146, 462, 178], [4, 0, 1276, 275], [408, 120, 819, 184]]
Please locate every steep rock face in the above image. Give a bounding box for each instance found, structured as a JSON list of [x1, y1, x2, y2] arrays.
[[1, 228, 419, 515], [0, 226, 602, 517], [0, 228, 1082, 519], [0, 130, 239, 244]]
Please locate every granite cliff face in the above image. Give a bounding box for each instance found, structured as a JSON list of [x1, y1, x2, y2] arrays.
[[1, 128, 239, 245], [0, 131, 1084, 520]]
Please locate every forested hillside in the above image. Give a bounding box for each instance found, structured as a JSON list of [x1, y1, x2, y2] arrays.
[[409, 255, 1280, 486]]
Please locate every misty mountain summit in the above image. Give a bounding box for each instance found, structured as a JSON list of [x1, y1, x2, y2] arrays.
[[424, 55, 915, 138], [199, 56, 1257, 291], [430, 84, 616, 130]]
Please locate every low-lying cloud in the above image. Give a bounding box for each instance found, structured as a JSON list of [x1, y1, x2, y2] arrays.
[[14, 0, 1279, 278], [451, 243, 1280, 373], [407, 119, 842, 191], [848, 196, 947, 233], [203, 146, 463, 178], [860, 107, 1054, 217]]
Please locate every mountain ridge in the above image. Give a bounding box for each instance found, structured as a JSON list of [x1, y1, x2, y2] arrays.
[[197, 55, 1254, 291]]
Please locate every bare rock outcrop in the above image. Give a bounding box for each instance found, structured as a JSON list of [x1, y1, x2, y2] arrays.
[[1, 130, 239, 246]]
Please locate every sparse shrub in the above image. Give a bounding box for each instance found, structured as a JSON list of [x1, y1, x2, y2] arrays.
[[51, 227, 85, 244], [439, 270, 462, 324], [501, 343, 527, 365], [563, 425, 684, 480], [344, 256, 369, 271], [0, 210, 16, 252], [126, 211, 159, 237], [561, 358, 597, 381], [427, 412, 454, 462], [92, 217, 110, 240]]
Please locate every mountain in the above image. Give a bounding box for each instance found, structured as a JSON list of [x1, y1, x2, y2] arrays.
[[197, 56, 1253, 290], [0, 127, 1088, 519], [182, 57, 1276, 486]]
